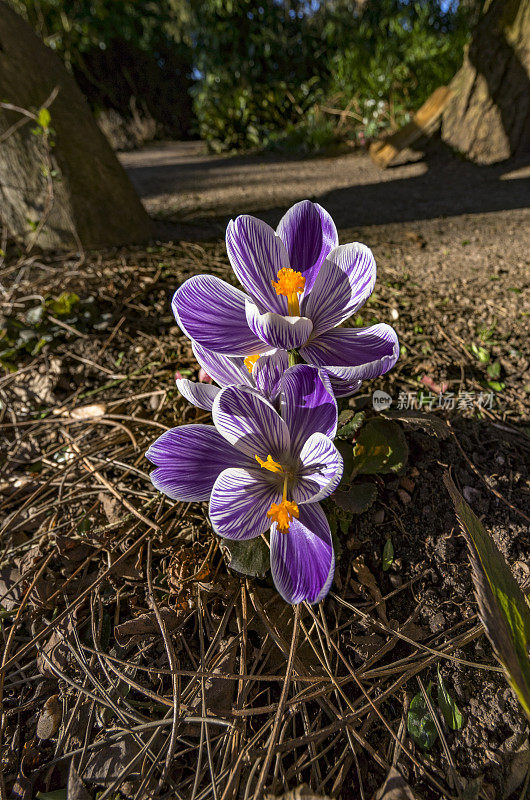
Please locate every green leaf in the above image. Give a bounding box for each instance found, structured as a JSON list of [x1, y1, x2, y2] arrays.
[[437, 665, 463, 729], [37, 791, 67, 800], [332, 482, 377, 514], [444, 474, 530, 720], [382, 538, 394, 571], [220, 536, 269, 577], [487, 361, 501, 379], [407, 687, 438, 750], [352, 418, 408, 475], [336, 410, 365, 440], [470, 343, 490, 363], [37, 107, 51, 130], [47, 292, 80, 316], [488, 381, 505, 392]]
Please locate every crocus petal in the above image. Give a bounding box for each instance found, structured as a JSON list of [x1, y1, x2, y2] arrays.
[[279, 364, 337, 455], [210, 467, 281, 540], [172, 275, 265, 356], [192, 341, 252, 389], [303, 243, 376, 335], [314, 203, 339, 269], [213, 385, 290, 461], [300, 325, 399, 396], [293, 432, 343, 504], [252, 350, 289, 400], [246, 300, 313, 351], [323, 374, 363, 399], [276, 200, 322, 276], [146, 425, 241, 502], [270, 503, 334, 604], [226, 215, 289, 314], [176, 378, 220, 411]]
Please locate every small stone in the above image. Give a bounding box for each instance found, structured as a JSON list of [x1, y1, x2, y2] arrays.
[[399, 476, 415, 493], [463, 486, 481, 503], [390, 308, 399, 320], [373, 508, 385, 525], [429, 611, 445, 633], [389, 574, 403, 588], [397, 489, 411, 505]]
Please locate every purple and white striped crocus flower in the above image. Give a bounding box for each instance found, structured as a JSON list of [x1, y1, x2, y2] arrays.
[[176, 341, 289, 411], [173, 200, 399, 398], [146, 365, 342, 604]]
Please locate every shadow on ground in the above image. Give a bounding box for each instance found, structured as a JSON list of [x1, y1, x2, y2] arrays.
[[121, 140, 530, 240]]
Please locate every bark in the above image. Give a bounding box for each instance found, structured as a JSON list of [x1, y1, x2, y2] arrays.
[[0, 1, 152, 249], [442, 0, 530, 164]]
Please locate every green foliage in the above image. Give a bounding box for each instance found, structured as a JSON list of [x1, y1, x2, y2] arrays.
[[407, 685, 438, 750], [352, 418, 408, 475], [220, 536, 270, 577], [190, 0, 330, 151], [437, 665, 463, 730], [11, 0, 472, 151], [382, 538, 394, 572], [9, 0, 193, 137], [327, 0, 471, 143], [0, 293, 99, 371], [37, 107, 51, 130], [445, 474, 530, 720]]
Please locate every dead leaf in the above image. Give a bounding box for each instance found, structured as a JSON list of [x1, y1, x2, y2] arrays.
[[37, 615, 77, 677], [83, 736, 140, 783], [98, 492, 122, 525], [188, 637, 238, 726], [114, 607, 185, 645], [0, 565, 23, 611], [264, 786, 333, 800], [351, 556, 388, 624], [68, 761, 92, 800], [36, 694, 62, 740], [375, 766, 416, 799]]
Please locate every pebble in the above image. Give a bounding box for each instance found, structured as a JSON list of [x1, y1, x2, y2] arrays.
[[391, 308, 399, 320], [463, 485, 481, 503], [429, 611, 446, 632], [399, 476, 415, 493], [373, 508, 385, 524], [397, 489, 411, 505]]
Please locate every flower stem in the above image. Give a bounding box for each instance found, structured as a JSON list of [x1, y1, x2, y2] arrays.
[[288, 349, 301, 367]]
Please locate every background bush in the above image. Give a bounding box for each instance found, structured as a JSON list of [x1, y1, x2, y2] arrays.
[[10, 0, 477, 152]]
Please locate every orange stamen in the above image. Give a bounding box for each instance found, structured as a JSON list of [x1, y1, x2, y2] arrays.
[[255, 454, 283, 473], [267, 499, 299, 533], [244, 354, 260, 373], [272, 268, 305, 316]]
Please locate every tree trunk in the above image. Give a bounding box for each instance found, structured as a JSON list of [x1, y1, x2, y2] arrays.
[[442, 0, 530, 164], [0, 1, 152, 250]]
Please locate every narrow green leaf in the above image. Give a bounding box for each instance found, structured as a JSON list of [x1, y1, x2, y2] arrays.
[[436, 665, 463, 730], [220, 536, 269, 577], [407, 687, 438, 750], [444, 474, 530, 720], [382, 538, 394, 572]]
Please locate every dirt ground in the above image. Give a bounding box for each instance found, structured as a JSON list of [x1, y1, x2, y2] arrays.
[[1, 141, 529, 800]]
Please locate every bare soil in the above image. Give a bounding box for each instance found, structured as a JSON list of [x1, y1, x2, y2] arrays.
[[1, 141, 529, 800]]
